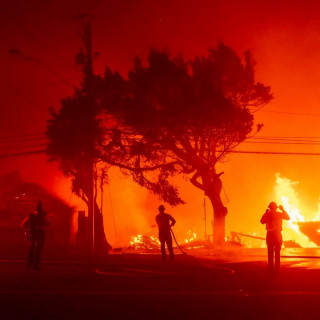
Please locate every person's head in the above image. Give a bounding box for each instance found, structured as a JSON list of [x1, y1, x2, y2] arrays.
[[158, 205, 165, 213], [268, 201, 278, 211], [36, 202, 45, 215], [37, 202, 43, 212]]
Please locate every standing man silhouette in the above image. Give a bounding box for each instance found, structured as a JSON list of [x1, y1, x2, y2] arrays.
[[156, 205, 176, 262], [261, 202, 290, 272], [33, 202, 48, 270], [22, 202, 49, 270]]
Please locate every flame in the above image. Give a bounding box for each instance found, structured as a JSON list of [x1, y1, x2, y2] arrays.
[[274, 173, 317, 247], [129, 234, 160, 250], [185, 230, 197, 243], [129, 230, 200, 250]]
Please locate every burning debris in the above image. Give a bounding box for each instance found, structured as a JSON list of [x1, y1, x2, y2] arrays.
[[129, 235, 160, 250], [128, 231, 206, 252], [185, 230, 197, 244]]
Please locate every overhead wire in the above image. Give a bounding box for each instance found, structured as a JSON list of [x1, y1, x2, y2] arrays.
[[2, 4, 320, 160], [0, 3, 79, 74], [0, 143, 47, 151], [0, 131, 48, 160], [244, 141, 320, 145], [2, 130, 320, 156], [229, 150, 320, 156], [252, 109, 320, 117], [0, 149, 46, 159], [0, 132, 46, 140]]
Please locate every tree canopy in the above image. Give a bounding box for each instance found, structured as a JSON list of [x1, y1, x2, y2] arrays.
[[99, 43, 271, 200], [47, 41, 272, 246], [98, 43, 272, 244]]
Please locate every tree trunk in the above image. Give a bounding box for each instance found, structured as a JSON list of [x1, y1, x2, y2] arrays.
[[93, 201, 112, 255], [207, 193, 227, 246], [212, 210, 226, 246], [206, 174, 228, 246], [80, 168, 112, 256]]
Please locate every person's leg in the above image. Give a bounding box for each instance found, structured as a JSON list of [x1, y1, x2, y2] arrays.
[[166, 234, 174, 262], [275, 232, 283, 271], [34, 235, 45, 270], [275, 241, 282, 271], [159, 233, 166, 261], [267, 232, 276, 271], [275, 246, 281, 270], [27, 240, 35, 269], [267, 244, 275, 271]]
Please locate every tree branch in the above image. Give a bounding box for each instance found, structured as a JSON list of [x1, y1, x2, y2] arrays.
[[190, 171, 205, 191]]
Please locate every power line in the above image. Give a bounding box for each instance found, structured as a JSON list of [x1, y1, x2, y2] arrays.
[[0, 149, 46, 159], [230, 150, 320, 156], [3, 131, 320, 159], [0, 143, 48, 152], [255, 136, 320, 139], [1, 132, 317, 142], [0, 3, 78, 74], [250, 137, 320, 142], [0, 132, 45, 140], [17, 53, 77, 88], [0, 12, 79, 90], [244, 141, 320, 146], [253, 109, 320, 117], [1, 147, 320, 161], [0, 137, 48, 145], [5, 84, 50, 113]]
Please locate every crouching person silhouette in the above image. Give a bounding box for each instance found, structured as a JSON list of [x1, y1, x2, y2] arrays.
[[261, 202, 290, 272], [156, 205, 176, 262]]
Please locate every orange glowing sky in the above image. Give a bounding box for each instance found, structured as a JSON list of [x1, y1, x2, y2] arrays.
[[2, 0, 320, 246]]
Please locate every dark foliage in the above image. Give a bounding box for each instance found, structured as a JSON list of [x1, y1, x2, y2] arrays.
[[99, 44, 272, 208]]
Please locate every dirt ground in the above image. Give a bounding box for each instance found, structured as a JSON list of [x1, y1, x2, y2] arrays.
[[1, 253, 320, 320]]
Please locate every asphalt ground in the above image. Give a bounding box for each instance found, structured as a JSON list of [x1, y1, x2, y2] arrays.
[[1, 254, 320, 320]]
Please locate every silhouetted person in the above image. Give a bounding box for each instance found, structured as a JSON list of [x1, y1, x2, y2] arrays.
[[156, 205, 176, 262], [22, 202, 48, 270], [261, 202, 290, 272]]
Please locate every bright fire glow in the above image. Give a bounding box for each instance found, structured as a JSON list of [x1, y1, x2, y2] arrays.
[[185, 230, 197, 243], [129, 234, 160, 250], [275, 173, 317, 247]]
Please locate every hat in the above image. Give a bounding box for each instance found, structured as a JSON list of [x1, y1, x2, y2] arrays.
[[268, 202, 278, 210]]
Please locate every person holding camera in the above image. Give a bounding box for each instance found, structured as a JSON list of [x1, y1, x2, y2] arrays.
[[260, 202, 290, 272]]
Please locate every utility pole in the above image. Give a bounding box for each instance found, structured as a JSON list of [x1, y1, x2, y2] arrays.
[[74, 17, 111, 256], [76, 19, 95, 255], [100, 170, 105, 218], [204, 196, 207, 241]]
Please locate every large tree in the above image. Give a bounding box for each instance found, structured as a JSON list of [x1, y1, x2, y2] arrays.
[[46, 88, 112, 254], [46, 22, 114, 255], [99, 43, 272, 246]]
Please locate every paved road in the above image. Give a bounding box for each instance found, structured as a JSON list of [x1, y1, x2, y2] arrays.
[[1, 254, 320, 319]]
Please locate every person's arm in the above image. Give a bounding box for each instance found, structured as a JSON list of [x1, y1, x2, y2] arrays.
[[279, 205, 290, 220], [21, 216, 29, 228], [169, 215, 176, 227], [260, 210, 269, 224]]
